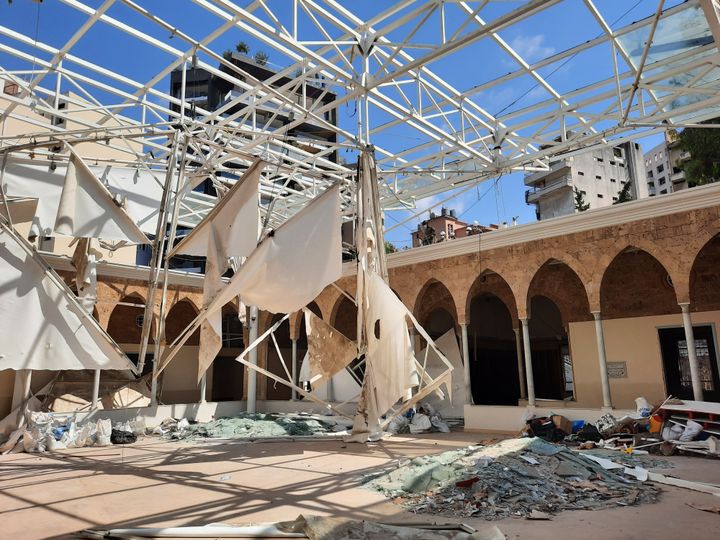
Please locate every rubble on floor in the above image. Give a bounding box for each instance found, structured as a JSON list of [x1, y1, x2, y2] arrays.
[[81, 515, 505, 540], [364, 437, 663, 519], [387, 402, 454, 435], [159, 412, 351, 441]]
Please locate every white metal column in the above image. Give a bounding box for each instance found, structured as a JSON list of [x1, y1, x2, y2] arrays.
[[246, 306, 259, 413], [291, 338, 298, 401], [520, 318, 536, 406], [680, 303, 704, 400], [91, 369, 101, 410], [460, 323, 473, 404], [592, 311, 613, 408], [514, 327, 527, 400], [11, 370, 32, 412], [199, 373, 207, 404]]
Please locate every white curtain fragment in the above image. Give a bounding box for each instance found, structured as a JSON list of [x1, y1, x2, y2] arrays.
[[54, 147, 150, 243], [1, 155, 163, 238], [70, 238, 97, 314], [0, 224, 136, 371], [205, 184, 342, 315], [353, 271, 416, 435], [170, 161, 262, 381]]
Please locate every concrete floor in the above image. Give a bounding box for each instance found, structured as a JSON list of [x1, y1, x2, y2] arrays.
[[0, 431, 719, 539]]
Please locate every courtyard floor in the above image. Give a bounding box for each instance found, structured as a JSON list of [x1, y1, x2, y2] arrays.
[[1, 431, 718, 539]]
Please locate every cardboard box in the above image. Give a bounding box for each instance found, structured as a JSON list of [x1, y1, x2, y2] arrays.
[[551, 414, 572, 435]]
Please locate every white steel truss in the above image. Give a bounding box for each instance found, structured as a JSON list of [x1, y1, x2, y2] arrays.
[[0, 0, 719, 223]]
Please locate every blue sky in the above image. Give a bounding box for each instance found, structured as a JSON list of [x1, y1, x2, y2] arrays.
[[0, 0, 675, 248]]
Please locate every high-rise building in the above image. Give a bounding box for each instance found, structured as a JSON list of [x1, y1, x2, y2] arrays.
[[524, 141, 647, 220], [644, 132, 691, 196]]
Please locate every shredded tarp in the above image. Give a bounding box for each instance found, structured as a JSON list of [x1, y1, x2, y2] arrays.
[[170, 161, 262, 381], [53, 146, 150, 243], [0, 222, 137, 371], [1, 155, 163, 238], [416, 329, 463, 417], [352, 271, 416, 437], [364, 437, 664, 519], [205, 183, 342, 315]]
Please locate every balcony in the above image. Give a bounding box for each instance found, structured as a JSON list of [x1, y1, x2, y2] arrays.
[[526, 175, 573, 204], [671, 170, 686, 184], [524, 159, 571, 186]]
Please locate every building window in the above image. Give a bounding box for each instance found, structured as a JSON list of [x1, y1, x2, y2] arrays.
[[609, 160, 616, 166], [612, 196, 618, 201], [659, 177, 666, 185], [613, 147, 622, 158], [647, 170, 653, 178], [610, 178, 616, 183], [448, 224, 454, 236], [577, 171, 585, 176], [657, 163, 665, 173], [594, 156, 604, 163], [660, 189, 667, 194], [648, 181, 655, 187], [619, 163, 625, 168], [595, 175, 601, 180], [597, 193, 604, 198]]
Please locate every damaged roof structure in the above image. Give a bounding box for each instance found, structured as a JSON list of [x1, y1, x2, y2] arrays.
[[2, 1, 720, 539]]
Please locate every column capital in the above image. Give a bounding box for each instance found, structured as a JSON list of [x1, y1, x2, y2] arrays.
[[678, 302, 691, 313], [591, 310, 602, 320]]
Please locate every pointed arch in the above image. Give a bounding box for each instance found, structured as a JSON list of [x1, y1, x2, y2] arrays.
[[413, 278, 459, 336], [107, 293, 154, 345], [165, 299, 200, 345], [331, 294, 358, 341], [527, 258, 591, 324], [465, 268, 518, 325], [690, 233, 720, 312], [600, 246, 679, 319]]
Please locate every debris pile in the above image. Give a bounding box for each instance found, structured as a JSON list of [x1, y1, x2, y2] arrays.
[[387, 402, 453, 435], [159, 412, 349, 441], [364, 437, 662, 519], [0, 412, 138, 454]]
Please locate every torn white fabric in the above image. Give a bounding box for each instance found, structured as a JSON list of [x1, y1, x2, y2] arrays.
[[71, 238, 97, 313], [170, 160, 261, 260], [54, 147, 150, 243], [197, 231, 223, 382], [206, 184, 342, 315], [0, 223, 136, 371], [416, 329, 463, 415], [1, 155, 163, 238], [353, 271, 415, 434]]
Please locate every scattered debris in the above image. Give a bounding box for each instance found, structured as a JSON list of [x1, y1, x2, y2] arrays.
[[364, 437, 663, 519], [387, 402, 452, 435], [80, 515, 504, 540], [160, 412, 348, 441], [686, 502, 720, 514]]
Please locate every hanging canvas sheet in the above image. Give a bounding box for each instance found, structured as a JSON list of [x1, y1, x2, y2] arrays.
[[0, 221, 137, 371]]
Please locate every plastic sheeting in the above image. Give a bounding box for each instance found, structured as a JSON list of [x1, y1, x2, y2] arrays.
[[54, 148, 149, 243], [0, 223, 137, 371], [170, 161, 261, 380], [205, 183, 342, 315], [1, 155, 163, 238], [416, 329, 464, 416]]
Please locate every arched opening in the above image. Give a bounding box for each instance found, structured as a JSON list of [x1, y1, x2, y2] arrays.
[[680, 235, 720, 401], [600, 247, 678, 319], [526, 260, 590, 401], [414, 280, 458, 335], [690, 234, 720, 312], [528, 295, 571, 400], [161, 300, 201, 404], [107, 294, 155, 375], [331, 295, 357, 341], [211, 304, 245, 402], [468, 293, 518, 405]]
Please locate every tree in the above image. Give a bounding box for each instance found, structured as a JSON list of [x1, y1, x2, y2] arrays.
[[678, 117, 720, 185], [384, 240, 397, 254], [254, 50, 269, 66], [222, 50, 233, 62], [613, 181, 633, 204], [235, 41, 250, 55], [573, 187, 590, 212]]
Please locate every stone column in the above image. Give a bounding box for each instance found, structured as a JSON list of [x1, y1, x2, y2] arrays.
[[291, 338, 298, 401], [514, 327, 527, 399], [520, 318, 536, 406], [460, 323, 473, 404], [679, 303, 704, 400], [91, 369, 101, 409], [592, 311, 613, 408]]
